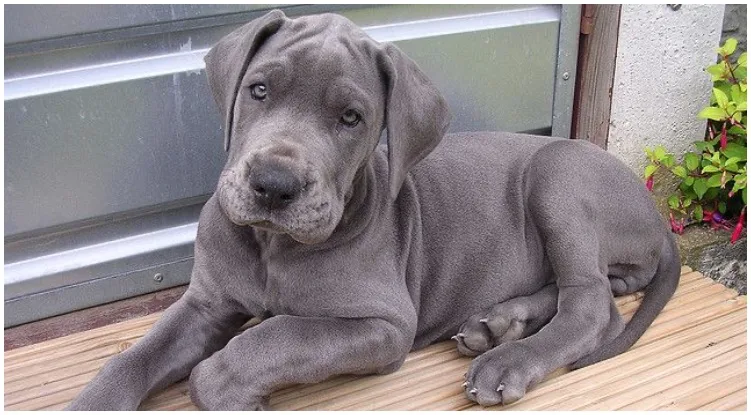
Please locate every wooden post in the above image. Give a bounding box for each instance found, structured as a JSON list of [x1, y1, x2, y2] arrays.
[[571, 4, 622, 149]]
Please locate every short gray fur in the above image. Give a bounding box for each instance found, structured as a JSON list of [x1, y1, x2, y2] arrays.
[[68, 10, 680, 410]]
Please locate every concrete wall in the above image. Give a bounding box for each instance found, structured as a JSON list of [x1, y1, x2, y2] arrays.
[[607, 4, 726, 173], [722, 4, 747, 59]]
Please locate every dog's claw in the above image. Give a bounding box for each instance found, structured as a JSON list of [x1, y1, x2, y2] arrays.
[[462, 381, 469, 388], [469, 388, 478, 395], [451, 335, 459, 341], [496, 383, 505, 392]]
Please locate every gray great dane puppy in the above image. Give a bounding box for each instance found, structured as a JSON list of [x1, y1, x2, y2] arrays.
[[68, 10, 680, 410]]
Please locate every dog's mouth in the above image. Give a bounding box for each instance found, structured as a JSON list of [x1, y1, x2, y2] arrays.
[[246, 220, 287, 233]]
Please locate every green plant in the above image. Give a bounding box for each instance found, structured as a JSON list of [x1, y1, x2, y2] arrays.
[[645, 38, 747, 243]]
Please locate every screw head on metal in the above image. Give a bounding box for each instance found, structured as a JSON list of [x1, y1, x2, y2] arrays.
[[562, 71, 570, 81], [153, 273, 164, 283]]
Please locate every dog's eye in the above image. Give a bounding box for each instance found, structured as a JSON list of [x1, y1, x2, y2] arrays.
[[341, 109, 361, 127], [250, 83, 267, 101]]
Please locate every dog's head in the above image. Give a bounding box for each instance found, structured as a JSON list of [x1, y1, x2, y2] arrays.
[[205, 10, 450, 244]]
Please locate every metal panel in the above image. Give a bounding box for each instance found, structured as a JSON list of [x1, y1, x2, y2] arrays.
[[4, 4, 575, 327], [551, 5, 581, 138]]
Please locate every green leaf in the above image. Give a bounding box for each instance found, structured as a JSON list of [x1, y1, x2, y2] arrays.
[[711, 151, 722, 165], [736, 66, 748, 82], [663, 154, 675, 168], [733, 110, 743, 123], [726, 157, 742, 167], [668, 195, 680, 209], [719, 201, 727, 214], [672, 165, 687, 178], [654, 146, 666, 160], [713, 88, 730, 108], [694, 141, 714, 152], [731, 84, 744, 103], [694, 178, 708, 200], [693, 205, 704, 221], [680, 182, 696, 197], [706, 63, 727, 81], [717, 84, 733, 103], [645, 147, 654, 159], [732, 179, 745, 194], [739, 52, 747, 67], [644, 164, 658, 178], [729, 125, 745, 136], [722, 143, 747, 161], [720, 38, 738, 57], [685, 153, 700, 171], [707, 173, 723, 188], [698, 106, 727, 121], [726, 163, 740, 173], [683, 198, 693, 208], [737, 101, 747, 112], [702, 165, 721, 173], [684, 176, 695, 186]]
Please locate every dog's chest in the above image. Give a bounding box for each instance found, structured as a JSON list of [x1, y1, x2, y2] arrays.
[[257, 238, 405, 320], [259, 252, 372, 318]]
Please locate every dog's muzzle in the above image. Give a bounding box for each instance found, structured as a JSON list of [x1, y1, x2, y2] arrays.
[[248, 161, 307, 210]]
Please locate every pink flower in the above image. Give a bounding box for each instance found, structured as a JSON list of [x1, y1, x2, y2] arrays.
[[731, 208, 746, 244], [669, 213, 685, 235], [646, 176, 654, 192]]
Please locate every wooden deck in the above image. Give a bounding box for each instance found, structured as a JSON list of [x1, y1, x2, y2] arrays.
[[4, 266, 747, 411]]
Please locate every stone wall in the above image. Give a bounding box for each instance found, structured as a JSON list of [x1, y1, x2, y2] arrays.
[[722, 4, 747, 58], [607, 4, 726, 173]]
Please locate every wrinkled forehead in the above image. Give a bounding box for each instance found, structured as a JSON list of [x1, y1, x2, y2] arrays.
[[252, 13, 383, 93]]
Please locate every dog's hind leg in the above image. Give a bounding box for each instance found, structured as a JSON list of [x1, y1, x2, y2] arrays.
[[455, 284, 558, 357]]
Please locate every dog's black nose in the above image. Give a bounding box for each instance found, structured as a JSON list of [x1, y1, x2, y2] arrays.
[[249, 163, 305, 210]]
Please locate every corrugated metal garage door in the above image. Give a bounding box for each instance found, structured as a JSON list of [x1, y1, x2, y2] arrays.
[[4, 4, 580, 327]]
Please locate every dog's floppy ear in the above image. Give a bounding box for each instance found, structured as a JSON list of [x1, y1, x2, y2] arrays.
[[204, 10, 287, 152], [378, 43, 451, 200]]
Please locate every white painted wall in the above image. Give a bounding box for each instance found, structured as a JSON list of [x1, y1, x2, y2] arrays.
[[607, 4, 726, 173]]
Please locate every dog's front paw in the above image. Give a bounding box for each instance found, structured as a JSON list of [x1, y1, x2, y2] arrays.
[[189, 354, 269, 410], [454, 300, 532, 357], [462, 342, 546, 407]]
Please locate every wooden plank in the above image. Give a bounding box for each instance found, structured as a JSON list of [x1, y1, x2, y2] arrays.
[[641, 371, 747, 410], [697, 388, 749, 411], [571, 4, 622, 148], [3, 270, 746, 411], [4, 285, 187, 351]]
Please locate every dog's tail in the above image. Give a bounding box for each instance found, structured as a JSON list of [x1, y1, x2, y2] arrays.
[[571, 233, 681, 369]]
